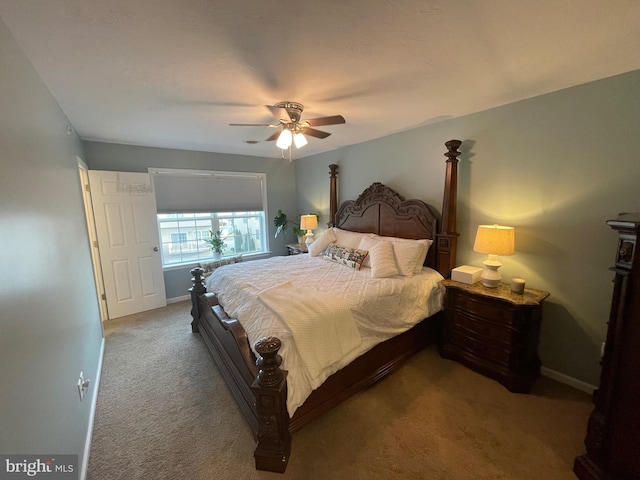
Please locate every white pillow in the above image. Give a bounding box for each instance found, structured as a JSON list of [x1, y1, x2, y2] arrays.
[[373, 235, 433, 277], [412, 240, 432, 273], [308, 228, 337, 256], [370, 235, 432, 274], [368, 241, 399, 278], [391, 241, 424, 276], [357, 235, 380, 268], [333, 227, 367, 249]]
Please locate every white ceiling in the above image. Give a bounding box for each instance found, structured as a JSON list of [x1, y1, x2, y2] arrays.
[[2, 1, 639, 159]]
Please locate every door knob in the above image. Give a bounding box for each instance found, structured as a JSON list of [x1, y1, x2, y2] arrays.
[[153, 247, 159, 252]]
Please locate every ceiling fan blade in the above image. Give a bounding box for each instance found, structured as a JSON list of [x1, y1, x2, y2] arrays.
[[265, 105, 292, 122], [265, 130, 282, 142], [304, 115, 346, 127], [229, 123, 279, 127], [301, 127, 331, 139]]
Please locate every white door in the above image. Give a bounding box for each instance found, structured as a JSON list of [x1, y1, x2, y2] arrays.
[[78, 160, 108, 322], [88, 171, 166, 319]]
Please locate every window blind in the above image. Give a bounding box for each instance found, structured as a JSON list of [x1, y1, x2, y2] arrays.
[[150, 168, 266, 214]]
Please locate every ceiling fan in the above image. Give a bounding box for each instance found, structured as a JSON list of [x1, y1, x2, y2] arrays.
[[229, 101, 346, 154]]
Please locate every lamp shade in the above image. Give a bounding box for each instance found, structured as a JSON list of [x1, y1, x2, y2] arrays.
[[473, 225, 515, 256], [300, 214, 318, 230], [293, 132, 308, 148], [276, 129, 292, 149]]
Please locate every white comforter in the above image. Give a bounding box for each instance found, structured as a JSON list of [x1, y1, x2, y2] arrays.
[[258, 282, 362, 384], [205, 255, 445, 416]]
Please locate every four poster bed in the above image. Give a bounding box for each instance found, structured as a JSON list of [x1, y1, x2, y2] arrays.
[[189, 139, 462, 472]]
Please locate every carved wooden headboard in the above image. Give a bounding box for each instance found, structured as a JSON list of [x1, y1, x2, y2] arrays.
[[334, 182, 440, 271], [327, 139, 461, 278]]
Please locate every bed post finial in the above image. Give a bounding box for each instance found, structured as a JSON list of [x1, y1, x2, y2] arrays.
[[436, 140, 462, 278], [252, 336, 291, 473], [328, 164, 339, 227]]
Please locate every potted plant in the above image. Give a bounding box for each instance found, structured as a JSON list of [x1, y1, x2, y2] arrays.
[[205, 229, 227, 260], [273, 210, 306, 242]]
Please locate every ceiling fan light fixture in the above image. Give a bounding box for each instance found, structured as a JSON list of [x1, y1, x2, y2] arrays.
[[276, 129, 292, 149], [230, 101, 345, 153], [293, 132, 308, 148]]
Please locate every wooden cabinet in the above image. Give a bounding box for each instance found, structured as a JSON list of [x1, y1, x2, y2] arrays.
[[286, 243, 308, 255], [439, 279, 549, 393], [574, 213, 640, 480]]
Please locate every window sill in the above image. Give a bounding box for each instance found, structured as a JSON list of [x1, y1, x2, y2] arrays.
[[162, 251, 273, 271]]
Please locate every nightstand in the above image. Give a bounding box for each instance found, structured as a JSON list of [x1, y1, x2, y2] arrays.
[[439, 279, 550, 393], [286, 243, 308, 255]]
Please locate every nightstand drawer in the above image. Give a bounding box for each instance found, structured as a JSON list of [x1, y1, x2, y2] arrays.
[[451, 292, 516, 326], [451, 313, 514, 344], [450, 329, 512, 366]]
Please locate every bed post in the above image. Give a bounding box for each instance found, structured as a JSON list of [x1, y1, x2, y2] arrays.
[[436, 139, 462, 278], [252, 337, 291, 473], [189, 267, 206, 332], [328, 164, 339, 227]]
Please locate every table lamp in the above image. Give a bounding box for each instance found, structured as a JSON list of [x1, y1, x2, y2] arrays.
[[473, 224, 515, 288], [300, 214, 318, 246]]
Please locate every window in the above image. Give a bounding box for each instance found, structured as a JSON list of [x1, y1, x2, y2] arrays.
[[158, 211, 266, 266], [150, 168, 268, 267]]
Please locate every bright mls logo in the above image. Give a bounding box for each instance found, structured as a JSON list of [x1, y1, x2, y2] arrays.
[[0, 455, 77, 480]]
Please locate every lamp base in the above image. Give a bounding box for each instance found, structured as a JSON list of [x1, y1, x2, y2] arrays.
[[480, 255, 502, 288], [304, 230, 314, 246]]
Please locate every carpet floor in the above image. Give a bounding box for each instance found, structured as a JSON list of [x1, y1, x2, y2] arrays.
[[87, 301, 593, 480]]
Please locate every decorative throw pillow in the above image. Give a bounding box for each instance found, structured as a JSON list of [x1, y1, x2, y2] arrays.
[[308, 228, 337, 257], [322, 243, 369, 270], [368, 241, 399, 278], [198, 255, 243, 277]]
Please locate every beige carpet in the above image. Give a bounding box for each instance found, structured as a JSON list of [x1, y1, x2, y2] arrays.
[[87, 301, 593, 480]]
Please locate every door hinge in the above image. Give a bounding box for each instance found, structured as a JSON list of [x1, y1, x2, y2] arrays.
[[93, 240, 99, 248], [101, 293, 106, 301], [85, 184, 91, 192]]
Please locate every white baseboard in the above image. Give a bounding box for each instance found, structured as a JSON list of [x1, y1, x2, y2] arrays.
[[80, 337, 105, 480], [541, 366, 597, 394], [167, 294, 190, 304]]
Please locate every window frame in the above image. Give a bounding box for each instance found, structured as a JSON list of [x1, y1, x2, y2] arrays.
[[157, 211, 268, 267], [149, 168, 270, 269]]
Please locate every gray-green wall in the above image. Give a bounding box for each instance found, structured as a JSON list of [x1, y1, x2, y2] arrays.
[[295, 69, 640, 386], [0, 19, 104, 474], [84, 70, 640, 387], [83, 141, 298, 299]]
